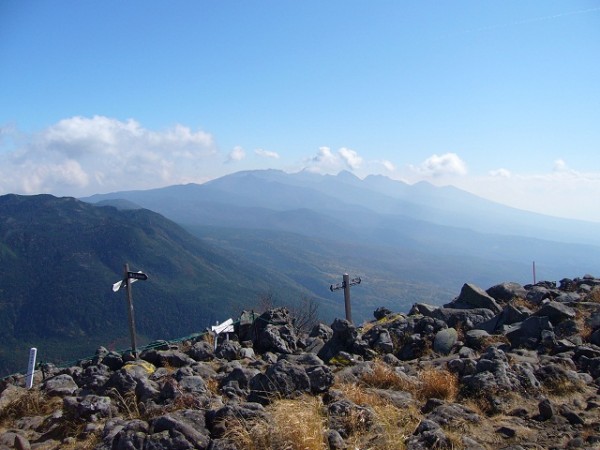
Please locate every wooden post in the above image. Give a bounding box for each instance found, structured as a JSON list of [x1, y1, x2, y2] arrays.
[[343, 273, 352, 323], [124, 263, 138, 358], [330, 273, 361, 324]]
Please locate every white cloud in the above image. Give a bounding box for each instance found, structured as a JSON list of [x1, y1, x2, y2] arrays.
[[381, 160, 396, 172], [489, 168, 511, 178], [552, 158, 578, 174], [339, 147, 363, 170], [0, 116, 217, 196], [255, 148, 280, 159], [226, 146, 246, 162], [303, 146, 363, 174], [410, 152, 468, 177], [454, 163, 600, 222]]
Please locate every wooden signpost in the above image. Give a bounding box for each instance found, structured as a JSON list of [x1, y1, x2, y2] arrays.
[[330, 273, 361, 324], [113, 264, 148, 358]]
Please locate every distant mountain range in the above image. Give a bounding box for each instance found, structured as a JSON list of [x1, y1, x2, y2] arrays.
[[84, 169, 600, 290]]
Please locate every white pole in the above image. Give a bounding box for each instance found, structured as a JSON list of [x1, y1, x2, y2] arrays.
[[26, 347, 37, 389]]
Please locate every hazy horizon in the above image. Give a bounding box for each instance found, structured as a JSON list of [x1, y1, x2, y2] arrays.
[[1, 2, 599, 222]]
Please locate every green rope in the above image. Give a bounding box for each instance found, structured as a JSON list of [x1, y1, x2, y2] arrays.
[[0, 312, 285, 381]]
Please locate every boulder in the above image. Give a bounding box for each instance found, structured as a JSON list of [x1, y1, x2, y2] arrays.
[[215, 340, 241, 361], [505, 316, 553, 348], [186, 341, 214, 362], [64, 395, 116, 421], [248, 359, 311, 404], [433, 328, 458, 355], [446, 283, 502, 314], [42, 374, 78, 397], [149, 409, 210, 449], [534, 301, 576, 325], [486, 282, 527, 303]]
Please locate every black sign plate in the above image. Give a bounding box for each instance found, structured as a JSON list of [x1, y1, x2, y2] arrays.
[[127, 272, 148, 281]]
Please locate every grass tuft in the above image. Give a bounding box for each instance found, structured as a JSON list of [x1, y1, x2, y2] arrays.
[[225, 395, 326, 450], [337, 382, 421, 450], [418, 368, 459, 401], [0, 388, 59, 424], [361, 360, 417, 391]]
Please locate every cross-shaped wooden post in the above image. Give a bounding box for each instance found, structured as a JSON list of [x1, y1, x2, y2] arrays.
[[330, 273, 361, 324]]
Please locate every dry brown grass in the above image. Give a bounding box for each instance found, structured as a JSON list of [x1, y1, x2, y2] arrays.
[[359, 361, 459, 402], [107, 388, 142, 420], [224, 395, 326, 450], [542, 376, 586, 396], [584, 286, 600, 303], [0, 389, 60, 424], [510, 296, 536, 310], [417, 368, 459, 401], [60, 428, 102, 450], [204, 377, 220, 396], [361, 360, 417, 392], [337, 382, 421, 450], [202, 331, 216, 349]]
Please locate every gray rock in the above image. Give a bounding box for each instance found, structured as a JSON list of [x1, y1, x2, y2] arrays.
[[207, 403, 268, 438], [326, 429, 346, 450], [309, 322, 333, 340], [149, 409, 210, 449], [555, 292, 582, 303], [215, 340, 241, 361], [465, 329, 490, 349], [220, 367, 260, 391], [430, 308, 496, 330], [135, 377, 160, 403], [186, 341, 214, 361], [526, 286, 554, 304], [433, 328, 458, 355], [248, 360, 310, 404], [374, 306, 393, 320], [538, 398, 554, 420], [407, 419, 450, 449], [426, 402, 481, 428], [591, 329, 600, 346], [487, 282, 527, 303], [102, 352, 124, 371], [239, 347, 255, 359], [64, 394, 116, 421], [328, 399, 376, 438], [447, 283, 503, 314], [141, 349, 195, 368], [306, 364, 334, 394], [559, 405, 585, 425], [505, 316, 553, 348], [535, 301, 576, 325], [178, 376, 207, 395], [42, 374, 78, 397]]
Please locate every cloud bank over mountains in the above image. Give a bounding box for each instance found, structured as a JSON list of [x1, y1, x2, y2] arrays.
[[1, 115, 599, 223]]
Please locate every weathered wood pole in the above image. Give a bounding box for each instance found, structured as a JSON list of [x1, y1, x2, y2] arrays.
[[343, 273, 352, 323], [124, 263, 138, 358]]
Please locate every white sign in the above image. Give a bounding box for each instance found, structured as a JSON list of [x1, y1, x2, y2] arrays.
[[26, 347, 37, 389], [211, 318, 234, 335]]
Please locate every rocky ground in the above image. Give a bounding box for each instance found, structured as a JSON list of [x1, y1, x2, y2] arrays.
[[1, 275, 600, 449]]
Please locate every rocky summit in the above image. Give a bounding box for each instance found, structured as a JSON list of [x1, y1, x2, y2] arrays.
[[1, 276, 600, 450]]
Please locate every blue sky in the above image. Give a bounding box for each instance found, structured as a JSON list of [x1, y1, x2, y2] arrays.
[[1, 1, 599, 221]]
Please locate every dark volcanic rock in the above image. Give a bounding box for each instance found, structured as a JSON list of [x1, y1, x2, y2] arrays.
[[446, 283, 503, 314], [487, 282, 527, 303]]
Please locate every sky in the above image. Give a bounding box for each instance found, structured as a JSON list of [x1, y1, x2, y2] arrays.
[[1, 1, 600, 222]]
